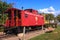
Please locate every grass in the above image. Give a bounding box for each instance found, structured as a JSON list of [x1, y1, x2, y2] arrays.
[[30, 25, 60, 40]]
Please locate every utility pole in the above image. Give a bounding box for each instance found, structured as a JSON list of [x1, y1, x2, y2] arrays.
[[23, 27, 25, 40], [22, 6, 23, 10], [42, 25, 44, 33], [21, 7, 25, 40]]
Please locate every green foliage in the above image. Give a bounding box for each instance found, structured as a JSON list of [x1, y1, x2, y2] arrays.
[[0, 0, 13, 12], [56, 15, 60, 22], [0, 0, 13, 24], [45, 14, 55, 20]]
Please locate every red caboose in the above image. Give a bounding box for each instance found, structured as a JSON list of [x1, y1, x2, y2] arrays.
[[4, 8, 44, 34]]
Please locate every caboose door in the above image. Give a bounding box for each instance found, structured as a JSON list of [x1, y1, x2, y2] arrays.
[[14, 10, 21, 27]]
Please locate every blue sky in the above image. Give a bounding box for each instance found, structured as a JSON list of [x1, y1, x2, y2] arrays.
[[2, 0, 60, 10], [2, 0, 60, 16]]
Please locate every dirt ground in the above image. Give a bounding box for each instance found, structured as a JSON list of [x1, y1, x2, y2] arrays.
[[0, 30, 45, 40], [25, 30, 45, 40], [0, 28, 55, 40]]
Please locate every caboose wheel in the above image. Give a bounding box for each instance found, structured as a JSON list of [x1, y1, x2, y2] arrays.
[[4, 29, 12, 35], [12, 27, 23, 35]]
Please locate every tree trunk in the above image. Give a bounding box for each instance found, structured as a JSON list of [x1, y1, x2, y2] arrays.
[[2, 11, 4, 25]]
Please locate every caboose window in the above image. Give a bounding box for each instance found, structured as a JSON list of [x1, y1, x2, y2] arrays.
[[18, 10, 21, 19], [14, 10, 16, 17], [14, 10, 21, 19], [25, 14, 28, 18]]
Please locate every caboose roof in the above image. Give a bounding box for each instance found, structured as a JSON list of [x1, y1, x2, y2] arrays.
[[24, 9, 37, 11], [7, 8, 21, 10], [24, 9, 38, 13], [5, 8, 22, 13]]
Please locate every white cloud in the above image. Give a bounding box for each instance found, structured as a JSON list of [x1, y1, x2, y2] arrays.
[[38, 6, 55, 14], [55, 10, 60, 16], [38, 6, 60, 16]]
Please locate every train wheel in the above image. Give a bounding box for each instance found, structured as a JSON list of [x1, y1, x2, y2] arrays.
[[13, 27, 23, 35], [4, 29, 12, 35]]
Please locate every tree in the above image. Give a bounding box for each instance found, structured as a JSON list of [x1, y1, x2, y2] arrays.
[[56, 14, 60, 22], [45, 14, 55, 20], [0, 0, 13, 24]]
